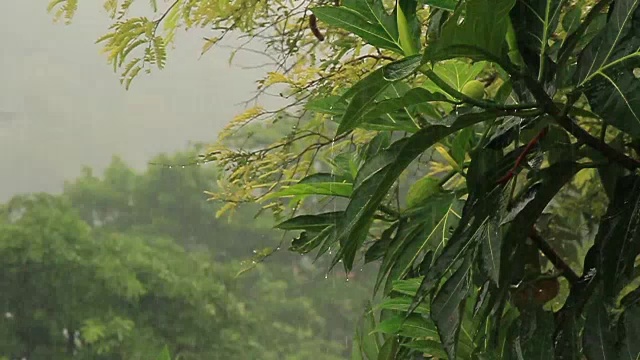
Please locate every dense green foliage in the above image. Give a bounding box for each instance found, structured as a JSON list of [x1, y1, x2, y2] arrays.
[[0, 148, 373, 359], [48, 0, 640, 358]]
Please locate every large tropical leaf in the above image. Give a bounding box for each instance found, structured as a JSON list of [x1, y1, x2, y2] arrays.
[[430, 255, 472, 359], [582, 290, 617, 360], [424, 0, 516, 63], [375, 195, 463, 294], [312, 0, 403, 53], [507, 307, 555, 360], [333, 109, 504, 272], [336, 55, 422, 135], [510, 0, 564, 82], [618, 304, 640, 359], [576, 1, 640, 138]]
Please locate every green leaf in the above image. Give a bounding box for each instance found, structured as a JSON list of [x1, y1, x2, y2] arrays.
[[479, 215, 502, 285], [402, 339, 448, 358], [374, 193, 460, 295], [363, 87, 448, 122], [509, 308, 555, 360], [337, 56, 421, 135], [377, 296, 430, 314], [424, 0, 516, 62], [289, 226, 334, 254], [383, 54, 423, 81], [275, 212, 342, 231], [354, 303, 383, 360], [449, 127, 476, 164], [156, 346, 171, 360], [424, 0, 459, 11], [365, 223, 398, 264], [576, 1, 640, 137], [397, 0, 420, 56], [261, 182, 352, 201], [305, 96, 345, 115], [510, 0, 564, 81], [430, 255, 472, 360], [312, 2, 403, 53], [583, 289, 617, 360], [377, 336, 400, 360], [334, 110, 501, 271], [375, 314, 438, 338], [562, 6, 582, 35], [576, 0, 640, 85], [423, 60, 487, 96], [619, 304, 640, 360], [592, 175, 640, 298], [405, 176, 441, 208]]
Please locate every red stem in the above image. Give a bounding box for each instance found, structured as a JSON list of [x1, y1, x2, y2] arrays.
[[497, 127, 549, 184]]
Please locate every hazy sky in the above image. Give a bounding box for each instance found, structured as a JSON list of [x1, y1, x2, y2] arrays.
[[0, 2, 277, 200]]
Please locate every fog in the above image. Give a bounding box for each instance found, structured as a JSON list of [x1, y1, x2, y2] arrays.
[[0, 1, 275, 200]]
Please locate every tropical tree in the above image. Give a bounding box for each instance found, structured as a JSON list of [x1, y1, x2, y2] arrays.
[[50, 0, 640, 358]]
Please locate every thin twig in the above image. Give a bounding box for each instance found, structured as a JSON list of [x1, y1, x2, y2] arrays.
[[530, 227, 580, 285]]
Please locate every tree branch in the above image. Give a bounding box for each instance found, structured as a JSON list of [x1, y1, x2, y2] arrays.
[[530, 227, 580, 284], [521, 74, 640, 170]]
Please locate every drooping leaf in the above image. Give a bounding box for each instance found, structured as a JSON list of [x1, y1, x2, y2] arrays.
[[430, 255, 472, 360], [405, 176, 442, 208], [156, 346, 171, 360], [365, 223, 398, 264], [576, 1, 640, 138], [424, 0, 516, 63], [575, 0, 640, 85], [508, 308, 555, 360], [397, 0, 421, 56], [377, 336, 400, 360], [510, 0, 564, 81], [377, 296, 430, 314], [375, 314, 439, 338], [275, 212, 342, 231], [337, 56, 422, 135], [354, 302, 383, 360], [289, 225, 334, 254], [582, 288, 617, 360], [479, 215, 502, 285], [312, 3, 403, 53], [362, 88, 448, 122], [562, 6, 582, 35], [592, 175, 640, 299], [334, 110, 502, 271], [376, 195, 463, 294], [261, 182, 352, 201], [618, 304, 640, 360]]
